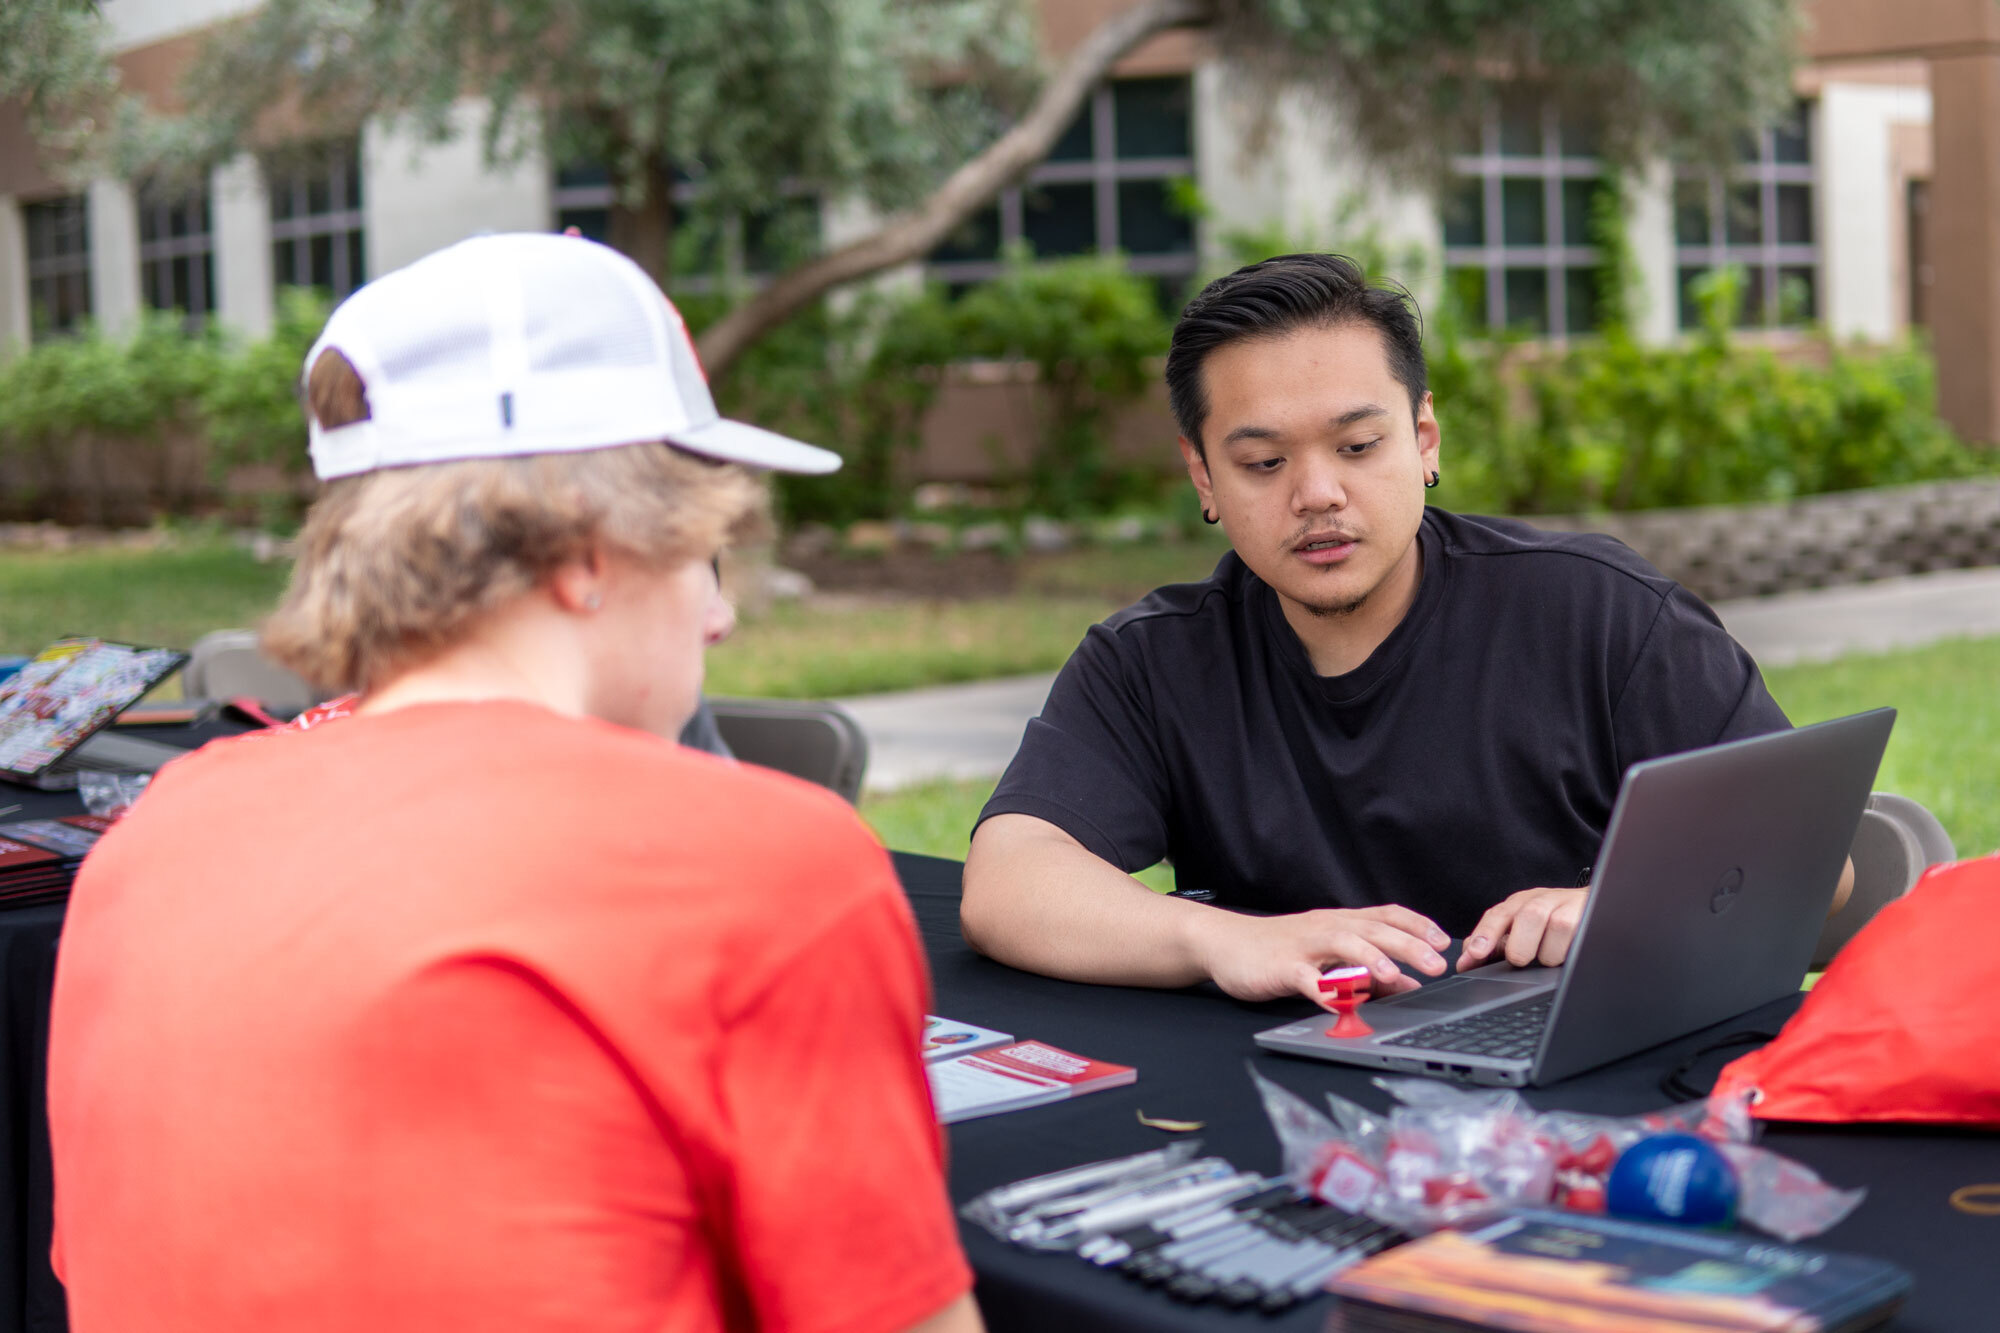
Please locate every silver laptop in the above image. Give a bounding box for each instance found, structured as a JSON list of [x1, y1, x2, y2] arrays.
[[1254, 709, 1895, 1087]]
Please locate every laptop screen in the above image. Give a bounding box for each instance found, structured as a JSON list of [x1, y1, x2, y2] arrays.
[[0, 638, 188, 779]]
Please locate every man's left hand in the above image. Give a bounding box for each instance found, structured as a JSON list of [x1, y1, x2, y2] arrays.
[[1456, 887, 1590, 971]]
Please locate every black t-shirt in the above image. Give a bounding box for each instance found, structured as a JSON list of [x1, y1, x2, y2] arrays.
[[978, 508, 1791, 937]]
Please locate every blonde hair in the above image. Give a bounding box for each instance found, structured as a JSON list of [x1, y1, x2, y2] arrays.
[[263, 350, 766, 694]]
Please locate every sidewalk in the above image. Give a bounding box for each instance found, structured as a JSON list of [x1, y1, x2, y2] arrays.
[[839, 565, 2000, 793], [1710, 565, 2000, 667]]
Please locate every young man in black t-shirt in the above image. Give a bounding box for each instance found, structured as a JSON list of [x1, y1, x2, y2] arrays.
[[962, 253, 1850, 1009]]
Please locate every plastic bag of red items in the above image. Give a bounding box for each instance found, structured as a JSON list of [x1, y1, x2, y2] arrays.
[[1250, 1068, 1862, 1242]]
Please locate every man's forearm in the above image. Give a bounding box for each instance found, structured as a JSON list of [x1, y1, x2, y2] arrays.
[[961, 814, 1220, 987]]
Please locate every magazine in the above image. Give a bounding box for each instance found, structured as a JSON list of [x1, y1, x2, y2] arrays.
[[923, 1015, 1015, 1062], [1325, 1208, 1911, 1333]]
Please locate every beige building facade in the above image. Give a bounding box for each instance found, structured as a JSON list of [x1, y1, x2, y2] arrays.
[[0, 0, 1977, 446]]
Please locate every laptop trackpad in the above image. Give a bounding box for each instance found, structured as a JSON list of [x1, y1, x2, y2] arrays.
[[1375, 976, 1536, 1013]]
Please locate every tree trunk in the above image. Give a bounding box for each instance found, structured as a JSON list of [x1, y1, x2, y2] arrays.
[[608, 155, 677, 287], [695, 0, 1216, 379]]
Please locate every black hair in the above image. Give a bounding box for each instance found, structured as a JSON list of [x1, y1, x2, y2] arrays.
[[1165, 253, 1428, 456]]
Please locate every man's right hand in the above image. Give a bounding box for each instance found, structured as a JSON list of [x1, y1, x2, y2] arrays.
[[1191, 904, 1451, 1004], [963, 814, 1451, 1003]]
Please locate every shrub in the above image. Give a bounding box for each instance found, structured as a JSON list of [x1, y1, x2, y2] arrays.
[[1436, 275, 1992, 516], [0, 312, 221, 522], [200, 287, 332, 485], [0, 292, 329, 525], [946, 252, 1171, 514], [697, 251, 1171, 522], [1211, 185, 1995, 518], [693, 286, 957, 529], [0, 243, 1988, 531]]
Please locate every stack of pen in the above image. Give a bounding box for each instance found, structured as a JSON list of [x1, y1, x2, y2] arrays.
[[962, 1144, 1412, 1317], [1082, 1178, 1410, 1314]]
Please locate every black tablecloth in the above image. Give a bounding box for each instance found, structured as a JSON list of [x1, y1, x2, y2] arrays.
[[0, 720, 248, 1333], [1, 777, 1993, 1333], [896, 853, 2000, 1333], [0, 906, 62, 1333]]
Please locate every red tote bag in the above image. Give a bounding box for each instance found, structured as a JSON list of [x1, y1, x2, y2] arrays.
[[1713, 852, 2000, 1125]]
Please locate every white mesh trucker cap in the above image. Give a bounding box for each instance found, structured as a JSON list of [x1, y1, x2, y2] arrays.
[[303, 232, 840, 480]]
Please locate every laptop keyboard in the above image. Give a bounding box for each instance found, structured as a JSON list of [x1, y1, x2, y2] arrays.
[[1379, 993, 1555, 1061]]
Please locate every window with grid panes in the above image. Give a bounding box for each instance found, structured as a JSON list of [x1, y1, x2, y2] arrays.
[[268, 139, 366, 299], [551, 159, 617, 246], [551, 161, 811, 289], [928, 76, 1197, 307], [1674, 102, 1817, 329], [138, 180, 216, 329], [23, 196, 92, 337], [1442, 93, 1612, 338]]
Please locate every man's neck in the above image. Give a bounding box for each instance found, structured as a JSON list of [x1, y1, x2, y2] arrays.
[[1275, 535, 1425, 678], [359, 601, 592, 721]]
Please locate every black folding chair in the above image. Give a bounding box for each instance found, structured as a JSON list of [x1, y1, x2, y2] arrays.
[[704, 698, 871, 805]]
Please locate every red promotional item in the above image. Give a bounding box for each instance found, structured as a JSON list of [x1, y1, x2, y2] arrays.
[[1714, 852, 2000, 1124], [1318, 964, 1375, 1038]]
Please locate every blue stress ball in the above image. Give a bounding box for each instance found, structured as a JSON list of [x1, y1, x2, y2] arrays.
[[1606, 1133, 1740, 1227]]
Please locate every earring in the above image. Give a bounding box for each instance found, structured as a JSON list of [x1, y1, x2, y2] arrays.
[[1202, 508, 1220, 525], [1425, 471, 1440, 490], [584, 592, 603, 611]]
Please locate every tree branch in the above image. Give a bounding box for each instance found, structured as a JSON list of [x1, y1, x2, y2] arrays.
[[695, 0, 1215, 378]]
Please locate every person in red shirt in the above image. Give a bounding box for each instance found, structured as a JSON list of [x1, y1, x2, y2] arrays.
[[46, 233, 980, 1333]]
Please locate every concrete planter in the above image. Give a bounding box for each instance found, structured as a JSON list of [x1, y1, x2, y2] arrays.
[[1524, 478, 2000, 602]]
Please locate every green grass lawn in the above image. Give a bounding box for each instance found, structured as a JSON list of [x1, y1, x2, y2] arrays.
[[860, 775, 1180, 889], [5, 537, 1994, 860], [706, 597, 1112, 698], [0, 536, 1233, 697], [1764, 637, 2000, 860], [0, 542, 293, 657]]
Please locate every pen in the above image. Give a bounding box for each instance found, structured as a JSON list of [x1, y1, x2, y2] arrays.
[[1160, 1206, 1383, 1301], [1249, 1220, 1409, 1312], [1159, 1210, 1347, 1294], [1092, 1180, 1292, 1261], [1008, 1159, 1238, 1244], [1129, 1191, 1348, 1281], [985, 1145, 1196, 1212], [1111, 1185, 1302, 1275], [1040, 1171, 1262, 1245], [1016, 1157, 1231, 1227]]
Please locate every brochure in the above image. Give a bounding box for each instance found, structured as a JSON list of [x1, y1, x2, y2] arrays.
[[0, 814, 116, 908], [930, 1040, 1136, 1125], [0, 816, 108, 858], [0, 837, 61, 872]]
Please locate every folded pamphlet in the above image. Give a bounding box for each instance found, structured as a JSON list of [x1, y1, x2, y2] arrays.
[[0, 814, 117, 907], [2, 815, 111, 858], [0, 837, 61, 873], [930, 1040, 1136, 1125]]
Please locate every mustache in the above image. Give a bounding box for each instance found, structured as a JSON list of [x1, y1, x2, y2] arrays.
[[1288, 525, 1361, 548]]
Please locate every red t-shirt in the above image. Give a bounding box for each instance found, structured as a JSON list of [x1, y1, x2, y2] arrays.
[[47, 700, 970, 1333]]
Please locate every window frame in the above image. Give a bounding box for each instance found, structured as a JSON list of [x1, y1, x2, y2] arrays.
[[1442, 100, 1608, 339], [136, 179, 217, 330], [550, 167, 818, 292], [267, 138, 367, 300], [22, 194, 93, 338], [926, 75, 1199, 291], [1673, 103, 1819, 329]]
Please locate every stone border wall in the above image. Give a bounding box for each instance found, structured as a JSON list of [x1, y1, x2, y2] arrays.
[[1523, 478, 2000, 603]]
